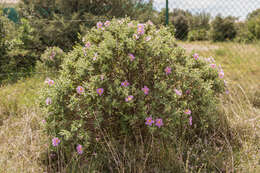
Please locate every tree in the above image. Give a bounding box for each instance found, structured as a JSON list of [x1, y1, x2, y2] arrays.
[[247, 8, 260, 40], [189, 12, 210, 30], [210, 15, 237, 42], [169, 9, 192, 40], [248, 17, 260, 39], [18, 0, 153, 51], [247, 8, 260, 20]]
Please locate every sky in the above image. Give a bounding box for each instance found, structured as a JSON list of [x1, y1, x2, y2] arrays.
[[152, 0, 260, 20]]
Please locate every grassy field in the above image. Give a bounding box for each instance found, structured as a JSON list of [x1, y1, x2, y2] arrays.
[[0, 41, 259, 172]]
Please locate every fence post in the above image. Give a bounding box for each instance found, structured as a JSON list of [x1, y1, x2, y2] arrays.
[[166, 0, 169, 26]]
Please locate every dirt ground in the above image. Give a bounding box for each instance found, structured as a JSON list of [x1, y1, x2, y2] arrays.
[[178, 42, 219, 53]]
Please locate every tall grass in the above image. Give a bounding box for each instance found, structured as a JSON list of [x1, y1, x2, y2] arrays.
[[0, 42, 259, 172], [178, 41, 260, 172], [0, 76, 47, 172]]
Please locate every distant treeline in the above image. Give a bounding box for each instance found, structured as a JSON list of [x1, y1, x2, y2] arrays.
[[156, 8, 260, 43]]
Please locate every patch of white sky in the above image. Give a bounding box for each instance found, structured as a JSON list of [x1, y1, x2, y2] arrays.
[[150, 0, 260, 20]]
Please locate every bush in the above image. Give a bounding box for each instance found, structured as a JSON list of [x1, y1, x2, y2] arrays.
[[170, 9, 191, 40], [210, 15, 237, 42], [188, 29, 208, 41], [0, 16, 38, 84], [248, 16, 260, 40], [37, 46, 65, 72], [234, 26, 255, 44], [40, 18, 226, 170]]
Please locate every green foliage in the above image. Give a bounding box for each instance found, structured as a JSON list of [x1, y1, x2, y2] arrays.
[[166, 22, 176, 35], [234, 22, 255, 44], [170, 9, 191, 40], [188, 29, 208, 41], [166, 11, 210, 41], [210, 15, 237, 42], [40, 18, 226, 169], [189, 12, 211, 31], [0, 15, 37, 84], [247, 8, 260, 20], [18, 0, 153, 52], [37, 47, 65, 72], [247, 16, 260, 40]]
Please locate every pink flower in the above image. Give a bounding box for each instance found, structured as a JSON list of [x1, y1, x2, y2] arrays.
[[186, 89, 191, 95], [77, 86, 85, 94], [137, 24, 145, 35], [121, 81, 130, 87], [193, 53, 199, 60], [129, 53, 135, 61], [225, 90, 229, 94], [165, 67, 171, 75], [85, 42, 91, 48], [47, 79, 54, 86], [76, 144, 83, 154], [155, 118, 163, 128], [205, 58, 211, 62], [104, 21, 110, 27], [189, 116, 192, 126], [184, 109, 191, 115], [146, 36, 151, 41], [133, 34, 139, 40], [97, 88, 104, 96], [42, 119, 46, 123], [145, 117, 154, 126], [52, 137, 60, 147], [174, 89, 182, 96], [97, 21, 103, 29], [219, 71, 224, 78], [125, 95, 134, 102], [46, 97, 52, 105], [142, 86, 149, 95], [210, 64, 216, 68]]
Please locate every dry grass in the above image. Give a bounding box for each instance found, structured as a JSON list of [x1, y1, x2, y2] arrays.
[[0, 76, 47, 173], [179, 41, 260, 172]]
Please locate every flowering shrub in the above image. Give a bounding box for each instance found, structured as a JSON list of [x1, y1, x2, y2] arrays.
[[40, 18, 225, 159], [38, 47, 65, 71]]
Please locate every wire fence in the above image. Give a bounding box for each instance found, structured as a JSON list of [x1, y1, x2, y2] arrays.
[[1, 0, 260, 84]]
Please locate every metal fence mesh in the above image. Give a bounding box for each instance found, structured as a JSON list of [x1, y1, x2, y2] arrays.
[[1, 0, 260, 84]]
